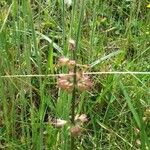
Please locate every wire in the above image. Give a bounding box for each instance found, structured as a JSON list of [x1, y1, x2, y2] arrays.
[[1, 71, 150, 78]]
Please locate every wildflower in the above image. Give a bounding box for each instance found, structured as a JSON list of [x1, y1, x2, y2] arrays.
[[64, 0, 72, 7], [70, 125, 81, 136]]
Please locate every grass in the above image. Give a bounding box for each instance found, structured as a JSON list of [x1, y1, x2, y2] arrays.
[[0, 0, 150, 149]]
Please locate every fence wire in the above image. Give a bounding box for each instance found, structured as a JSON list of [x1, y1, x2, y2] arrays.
[[1, 71, 150, 78]]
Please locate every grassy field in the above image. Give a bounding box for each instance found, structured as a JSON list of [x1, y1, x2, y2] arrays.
[[0, 0, 150, 149]]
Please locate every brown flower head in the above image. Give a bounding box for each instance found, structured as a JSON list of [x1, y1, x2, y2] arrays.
[[75, 114, 88, 123], [57, 76, 73, 91], [58, 57, 69, 66], [77, 74, 93, 91], [70, 125, 81, 136], [67, 60, 76, 69]]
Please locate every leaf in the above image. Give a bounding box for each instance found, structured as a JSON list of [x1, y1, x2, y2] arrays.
[[119, 80, 141, 128], [36, 31, 62, 54], [90, 50, 123, 68]]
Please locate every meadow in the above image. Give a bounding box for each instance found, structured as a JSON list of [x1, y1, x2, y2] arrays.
[[0, 0, 150, 149]]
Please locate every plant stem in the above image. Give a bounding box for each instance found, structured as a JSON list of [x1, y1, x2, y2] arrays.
[[70, 0, 85, 149], [70, 39, 77, 150], [71, 66, 77, 124]]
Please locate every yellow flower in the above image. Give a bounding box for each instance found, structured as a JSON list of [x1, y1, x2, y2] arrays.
[[147, 3, 150, 8]]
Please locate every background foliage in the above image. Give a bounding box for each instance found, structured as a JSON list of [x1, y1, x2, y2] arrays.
[[0, 0, 150, 149]]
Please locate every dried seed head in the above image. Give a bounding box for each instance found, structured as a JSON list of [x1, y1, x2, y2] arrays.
[[78, 114, 88, 123], [67, 60, 76, 69], [84, 79, 93, 89], [75, 114, 88, 123], [69, 38, 76, 50], [77, 74, 93, 91], [76, 72, 83, 81], [57, 78, 68, 87], [82, 75, 93, 89], [70, 125, 81, 136], [58, 57, 69, 66], [77, 82, 87, 91], [75, 114, 80, 121], [57, 77, 73, 91], [50, 118, 67, 128], [65, 83, 73, 92], [82, 74, 90, 81]]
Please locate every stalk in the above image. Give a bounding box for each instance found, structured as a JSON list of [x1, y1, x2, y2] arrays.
[[70, 0, 85, 149]]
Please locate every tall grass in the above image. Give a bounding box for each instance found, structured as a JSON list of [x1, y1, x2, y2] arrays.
[[0, 0, 150, 149]]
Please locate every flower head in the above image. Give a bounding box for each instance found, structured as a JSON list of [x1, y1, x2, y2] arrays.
[[75, 114, 88, 123], [77, 74, 93, 91], [57, 76, 73, 91], [70, 125, 81, 136], [67, 60, 76, 69], [58, 57, 69, 66]]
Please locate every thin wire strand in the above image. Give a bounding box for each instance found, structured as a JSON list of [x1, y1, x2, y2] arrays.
[[1, 71, 150, 78]]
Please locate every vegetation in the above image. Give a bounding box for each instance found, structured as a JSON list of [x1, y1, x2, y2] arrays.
[[0, 0, 150, 149]]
